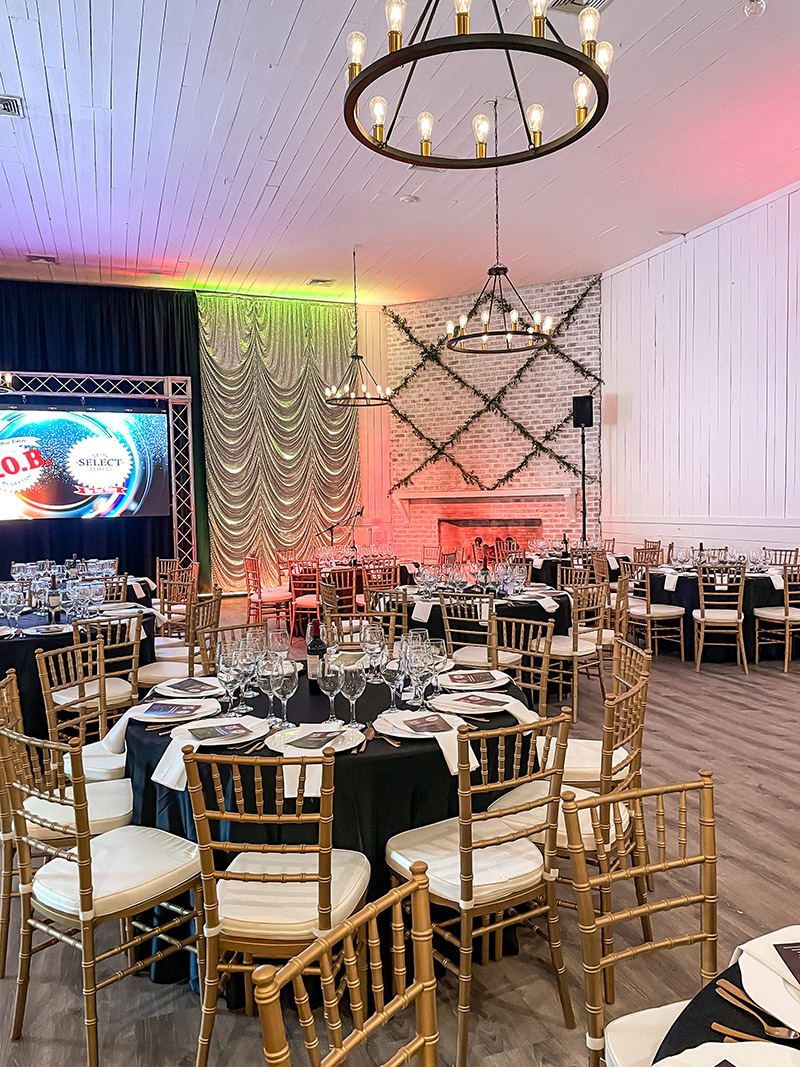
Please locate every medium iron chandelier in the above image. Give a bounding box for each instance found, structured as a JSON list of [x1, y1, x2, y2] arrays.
[[344, 1, 612, 170], [325, 249, 392, 406], [445, 100, 553, 355]]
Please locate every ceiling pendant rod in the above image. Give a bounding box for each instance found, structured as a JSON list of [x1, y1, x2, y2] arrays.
[[384, 0, 440, 145], [490, 0, 534, 150], [351, 246, 359, 352], [493, 99, 500, 266]]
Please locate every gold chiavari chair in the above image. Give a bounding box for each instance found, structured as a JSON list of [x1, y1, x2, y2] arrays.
[[693, 546, 728, 564], [254, 861, 439, 1067], [364, 587, 408, 654], [633, 546, 661, 566], [319, 581, 364, 653], [549, 583, 607, 720], [140, 589, 223, 688], [184, 746, 370, 1067], [763, 546, 799, 565], [196, 620, 272, 675], [495, 536, 519, 563], [102, 572, 129, 603], [361, 555, 399, 592], [643, 538, 661, 552], [386, 713, 574, 1067], [602, 538, 616, 553], [562, 774, 717, 1067], [665, 541, 675, 564], [422, 545, 440, 565], [583, 575, 631, 674], [290, 560, 320, 636], [321, 564, 358, 614], [438, 591, 512, 670], [622, 561, 685, 659], [493, 616, 554, 719], [0, 669, 23, 977], [609, 634, 652, 694], [0, 726, 202, 1067], [71, 612, 143, 715], [693, 563, 747, 673], [557, 563, 593, 590], [156, 574, 197, 637], [243, 555, 293, 630], [754, 562, 800, 672], [439, 549, 458, 566]]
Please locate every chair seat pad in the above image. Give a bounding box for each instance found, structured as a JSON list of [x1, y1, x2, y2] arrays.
[[154, 636, 185, 651], [355, 594, 366, 609], [691, 608, 742, 623], [452, 646, 523, 668], [386, 815, 544, 907], [155, 646, 197, 664], [294, 594, 319, 609], [629, 602, 685, 619], [574, 627, 616, 647], [53, 677, 135, 709], [66, 740, 128, 782], [137, 660, 192, 687], [217, 850, 370, 940], [753, 605, 800, 621], [487, 783, 630, 850], [152, 600, 187, 615], [604, 1000, 690, 1067], [536, 736, 631, 785], [32, 825, 200, 920], [549, 635, 598, 658], [250, 587, 291, 603], [25, 778, 133, 840]]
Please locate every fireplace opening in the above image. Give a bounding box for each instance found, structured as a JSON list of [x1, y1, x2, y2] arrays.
[[438, 517, 542, 555]]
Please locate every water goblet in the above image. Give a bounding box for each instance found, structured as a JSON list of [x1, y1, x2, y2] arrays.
[[408, 647, 433, 708], [318, 659, 344, 725], [340, 664, 367, 730], [360, 621, 386, 683], [428, 638, 448, 695], [319, 621, 339, 660], [268, 626, 291, 660], [379, 654, 403, 710], [256, 652, 282, 727], [216, 649, 241, 716], [271, 659, 299, 730]]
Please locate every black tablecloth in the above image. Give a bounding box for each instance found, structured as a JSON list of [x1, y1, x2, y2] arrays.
[[525, 554, 627, 589], [2, 607, 156, 738], [403, 591, 572, 642], [654, 962, 800, 1060], [647, 573, 783, 660]]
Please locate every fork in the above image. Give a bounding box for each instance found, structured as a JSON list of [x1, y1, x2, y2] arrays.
[[715, 986, 800, 1040], [711, 1020, 767, 1042]]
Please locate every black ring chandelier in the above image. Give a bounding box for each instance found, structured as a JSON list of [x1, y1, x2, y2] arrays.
[[343, 1, 612, 170]]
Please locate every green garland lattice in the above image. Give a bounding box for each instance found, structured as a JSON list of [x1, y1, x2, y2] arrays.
[[384, 275, 602, 493]]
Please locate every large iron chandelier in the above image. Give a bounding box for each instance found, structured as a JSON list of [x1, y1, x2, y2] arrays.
[[445, 101, 553, 355], [325, 249, 392, 406], [344, 1, 612, 170]]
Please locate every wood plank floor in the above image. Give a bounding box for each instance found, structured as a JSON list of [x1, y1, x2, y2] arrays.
[[0, 598, 797, 1067]]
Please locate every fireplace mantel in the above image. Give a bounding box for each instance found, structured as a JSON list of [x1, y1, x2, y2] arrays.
[[393, 486, 578, 522]]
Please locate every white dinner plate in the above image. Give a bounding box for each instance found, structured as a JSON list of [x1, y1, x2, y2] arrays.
[[154, 676, 225, 699], [0, 626, 15, 638], [439, 669, 511, 691], [739, 928, 800, 1031], [28, 624, 71, 635], [429, 691, 518, 716], [265, 725, 364, 754], [130, 699, 221, 723], [169, 714, 274, 747], [101, 604, 140, 615], [373, 710, 465, 739], [658, 1041, 800, 1066]]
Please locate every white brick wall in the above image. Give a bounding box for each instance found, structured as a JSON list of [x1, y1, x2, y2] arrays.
[[384, 274, 602, 557]]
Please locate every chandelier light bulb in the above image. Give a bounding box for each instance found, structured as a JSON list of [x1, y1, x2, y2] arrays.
[[543, 315, 554, 335], [454, 0, 471, 35], [385, 0, 406, 51], [533, 311, 542, 329], [595, 40, 614, 74], [418, 111, 434, 155], [370, 96, 388, 142], [481, 309, 490, 327], [573, 75, 592, 123], [473, 113, 490, 158], [528, 0, 549, 36], [744, 0, 766, 14], [579, 6, 600, 58], [446, 320, 455, 338], [346, 31, 366, 81], [526, 102, 544, 147], [458, 314, 468, 333], [510, 308, 519, 330]]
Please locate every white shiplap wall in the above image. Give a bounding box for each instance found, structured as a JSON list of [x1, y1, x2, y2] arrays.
[[601, 178, 800, 553]]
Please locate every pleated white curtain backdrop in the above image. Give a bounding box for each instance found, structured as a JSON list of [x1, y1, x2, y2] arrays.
[[197, 294, 362, 590]]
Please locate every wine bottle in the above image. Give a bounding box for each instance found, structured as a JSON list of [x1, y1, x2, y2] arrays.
[[68, 553, 78, 580], [306, 619, 326, 695], [47, 575, 61, 624], [476, 544, 491, 590]]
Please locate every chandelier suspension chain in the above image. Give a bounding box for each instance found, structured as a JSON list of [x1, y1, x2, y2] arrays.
[[494, 98, 500, 266], [384, 0, 439, 146], [490, 0, 533, 149], [352, 246, 359, 350]]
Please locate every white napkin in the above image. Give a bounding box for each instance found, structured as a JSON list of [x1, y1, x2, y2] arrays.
[[657, 1041, 800, 1066], [430, 692, 536, 724], [664, 572, 680, 592], [607, 554, 618, 568], [266, 725, 358, 799], [131, 581, 145, 599], [100, 699, 222, 755], [373, 711, 479, 774], [537, 596, 559, 613], [532, 556, 543, 570], [732, 925, 800, 1030], [152, 715, 274, 791], [771, 572, 785, 590], [411, 600, 433, 623]]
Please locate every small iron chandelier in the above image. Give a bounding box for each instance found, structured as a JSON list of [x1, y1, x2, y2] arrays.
[[445, 101, 553, 355], [325, 249, 392, 406], [344, 1, 612, 170]]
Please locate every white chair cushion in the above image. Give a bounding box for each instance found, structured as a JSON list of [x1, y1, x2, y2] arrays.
[[154, 636, 185, 651], [217, 850, 370, 940], [691, 608, 741, 623], [452, 646, 523, 668], [629, 602, 685, 619], [152, 600, 187, 615], [487, 783, 630, 850], [294, 594, 319, 609], [136, 660, 193, 687], [155, 646, 201, 665], [604, 1000, 690, 1067], [753, 605, 800, 621], [549, 634, 598, 658], [386, 815, 544, 908], [53, 677, 135, 709], [536, 736, 631, 785], [32, 825, 200, 920], [575, 627, 616, 647], [66, 740, 127, 782], [24, 778, 133, 840]]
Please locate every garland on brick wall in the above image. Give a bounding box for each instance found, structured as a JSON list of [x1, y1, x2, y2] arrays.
[[383, 274, 602, 492]]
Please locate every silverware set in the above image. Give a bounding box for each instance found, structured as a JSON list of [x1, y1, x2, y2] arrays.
[[711, 976, 800, 1044]]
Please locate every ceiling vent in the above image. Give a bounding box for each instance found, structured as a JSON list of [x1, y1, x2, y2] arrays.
[[307, 277, 334, 287], [25, 254, 58, 264], [0, 95, 24, 118], [551, 0, 616, 11]]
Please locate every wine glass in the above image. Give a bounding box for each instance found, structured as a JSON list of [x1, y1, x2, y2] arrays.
[[319, 659, 344, 726], [271, 659, 299, 730], [428, 638, 448, 695], [340, 664, 367, 730], [216, 648, 241, 717], [236, 642, 259, 704], [268, 626, 291, 660], [319, 620, 339, 660], [380, 654, 403, 710], [408, 647, 433, 708], [256, 651, 282, 727], [360, 621, 386, 683]]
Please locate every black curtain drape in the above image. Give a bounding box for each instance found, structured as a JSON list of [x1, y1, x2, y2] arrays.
[[0, 279, 210, 585]]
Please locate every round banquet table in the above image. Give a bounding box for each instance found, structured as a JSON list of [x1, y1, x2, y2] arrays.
[[527, 554, 628, 589], [653, 961, 800, 1060], [647, 571, 784, 661], [1, 607, 157, 738], [402, 588, 572, 641]]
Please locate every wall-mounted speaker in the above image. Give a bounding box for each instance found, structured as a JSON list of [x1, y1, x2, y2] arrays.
[[572, 395, 594, 429]]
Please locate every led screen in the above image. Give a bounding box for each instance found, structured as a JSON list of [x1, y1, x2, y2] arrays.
[[0, 409, 171, 520]]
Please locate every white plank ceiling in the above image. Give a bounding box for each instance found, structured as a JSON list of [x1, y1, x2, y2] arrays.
[[0, 0, 798, 304]]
